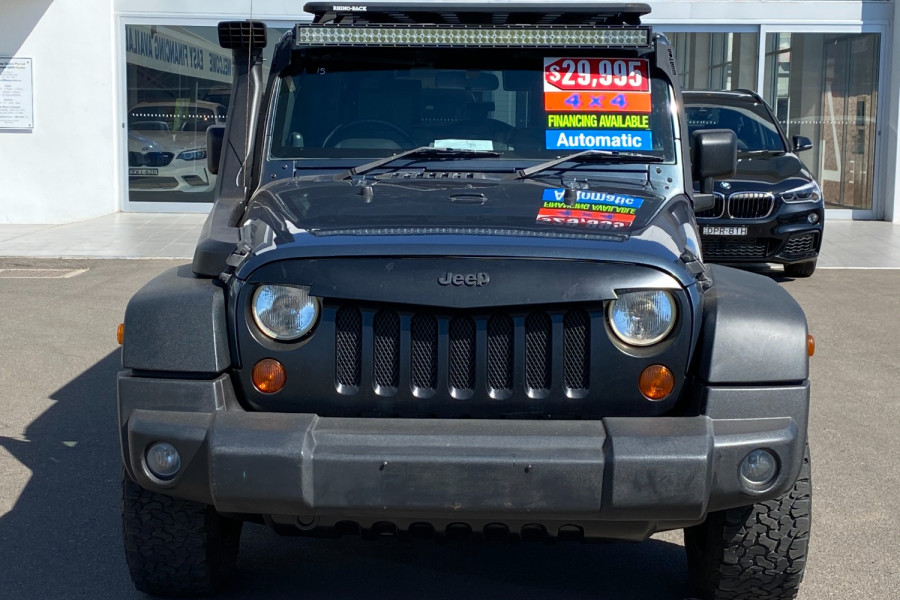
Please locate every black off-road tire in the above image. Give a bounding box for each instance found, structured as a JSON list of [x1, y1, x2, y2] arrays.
[[122, 472, 243, 597], [684, 446, 811, 600], [783, 260, 817, 278]]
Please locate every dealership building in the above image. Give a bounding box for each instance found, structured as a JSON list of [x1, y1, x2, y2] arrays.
[[1, 0, 899, 224]]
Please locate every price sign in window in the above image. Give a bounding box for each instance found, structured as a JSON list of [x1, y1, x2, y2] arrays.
[[544, 58, 650, 92]]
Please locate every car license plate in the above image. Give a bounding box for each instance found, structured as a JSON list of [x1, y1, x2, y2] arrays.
[[703, 226, 748, 236], [129, 168, 158, 176]]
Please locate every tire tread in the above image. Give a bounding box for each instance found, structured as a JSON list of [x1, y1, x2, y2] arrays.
[[122, 473, 241, 597], [685, 447, 811, 600]]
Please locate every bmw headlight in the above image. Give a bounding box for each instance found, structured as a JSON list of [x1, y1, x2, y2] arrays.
[[176, 149, 207, 161], [780, 181, 821, 203], [252, 285, 320, 341], [608, 290, 676, 346]]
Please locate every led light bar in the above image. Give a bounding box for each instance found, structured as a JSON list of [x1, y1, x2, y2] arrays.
[[293, 24, 652, 49]]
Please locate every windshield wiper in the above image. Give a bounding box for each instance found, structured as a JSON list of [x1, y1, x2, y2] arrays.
[[511, 149, 663, 180], [333, 146, 503, 181]]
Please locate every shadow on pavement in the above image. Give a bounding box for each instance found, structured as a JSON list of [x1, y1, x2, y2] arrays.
[[0, 350, 693, 599], [227, 529, 693, 599], [0, 350, 130, 597]]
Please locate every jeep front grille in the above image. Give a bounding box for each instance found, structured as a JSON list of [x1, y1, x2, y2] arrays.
[[563, 310, 590, 392], [525, 312, 552, 394], [335, 307, 362, 389], [373, 310, 400, 391], [487, 314, 514, 395], [410, 314, 438, 391], [334, 305, 591, 399]]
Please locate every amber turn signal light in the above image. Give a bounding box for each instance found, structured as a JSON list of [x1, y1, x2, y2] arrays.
[[252, 359, 286, 394], [807, 334, 815, 357], [116, 323, 125, 345], [639, 364, 674, 401]]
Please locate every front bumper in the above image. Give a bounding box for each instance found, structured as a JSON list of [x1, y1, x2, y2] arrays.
[[699, 203, 824, 265], [118, 372, 808, 541]]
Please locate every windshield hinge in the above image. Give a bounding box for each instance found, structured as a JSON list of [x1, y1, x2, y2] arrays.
[[680, 250, 713, 290], [218, 219, 274, 282]]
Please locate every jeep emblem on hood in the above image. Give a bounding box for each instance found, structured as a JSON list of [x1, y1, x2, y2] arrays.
[[438, 272, 490, 287]]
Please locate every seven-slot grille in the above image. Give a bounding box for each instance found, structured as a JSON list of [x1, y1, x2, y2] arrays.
[[335, 304, 591, 399]]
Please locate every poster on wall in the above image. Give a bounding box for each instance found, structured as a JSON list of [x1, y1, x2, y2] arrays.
[[0, 58, 34, 130]]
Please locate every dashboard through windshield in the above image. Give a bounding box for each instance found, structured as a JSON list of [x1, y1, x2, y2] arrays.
[[269, 48, 676, 166]]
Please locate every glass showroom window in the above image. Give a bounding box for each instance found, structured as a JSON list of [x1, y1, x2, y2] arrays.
[[124, 25, 286, 205], [764, 32, 881, 211], [669, 32, 759, 91]]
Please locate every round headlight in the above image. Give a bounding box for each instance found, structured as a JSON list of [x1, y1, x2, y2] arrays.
[[608, 290, 676, 346], [252, 285, 320, 341]]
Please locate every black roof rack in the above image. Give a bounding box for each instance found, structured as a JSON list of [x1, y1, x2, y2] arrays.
[[303, 2, 651, 26]]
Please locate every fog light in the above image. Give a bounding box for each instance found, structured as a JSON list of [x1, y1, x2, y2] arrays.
[[739, 449, 778, 488], [146, 442, 181, 480], [807, 213, 819, 224]]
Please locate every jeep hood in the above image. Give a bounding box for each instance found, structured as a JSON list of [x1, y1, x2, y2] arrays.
[[235, 177, 702, 286]]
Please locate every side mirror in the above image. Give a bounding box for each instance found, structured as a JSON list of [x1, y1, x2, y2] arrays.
[[692, 129, 737, 192], [691, 129, 736, 213], [692, 192, 717, 213], [792, 135, 813, 152], [207, 124, 225, 175]]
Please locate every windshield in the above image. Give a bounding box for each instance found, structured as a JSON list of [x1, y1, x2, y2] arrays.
[[269, 47, 676, 166], [685, 102, 786, 153]]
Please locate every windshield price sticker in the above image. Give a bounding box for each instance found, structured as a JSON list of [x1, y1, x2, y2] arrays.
[[544, 58, 650, 92], [547, 113, 649, 129], [540, 57, 654, 152], [545, 129, 653, 151], [544, 91, 651, 113]]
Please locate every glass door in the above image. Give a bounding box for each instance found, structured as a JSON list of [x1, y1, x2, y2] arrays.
[[762, 28, 883, 217], [118, 19, 293, 213], [824, 34, 879, 210]]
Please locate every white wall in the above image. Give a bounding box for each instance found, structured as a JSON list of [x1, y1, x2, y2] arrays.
[[0, 0, 117, 224]]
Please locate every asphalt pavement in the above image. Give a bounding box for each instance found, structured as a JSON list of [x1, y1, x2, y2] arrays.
[[0, 257, 897, 599]]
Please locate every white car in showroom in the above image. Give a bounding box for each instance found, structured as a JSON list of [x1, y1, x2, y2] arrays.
[[127, 100, 226, 194]]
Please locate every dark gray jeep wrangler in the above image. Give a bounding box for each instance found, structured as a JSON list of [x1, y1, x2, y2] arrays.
[[117, 3, 812, 598]]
